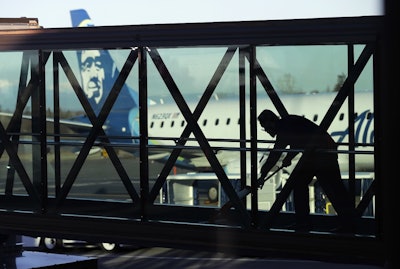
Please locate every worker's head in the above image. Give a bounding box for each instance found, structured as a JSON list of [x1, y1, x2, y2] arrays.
[[258, 109, 279, 137]]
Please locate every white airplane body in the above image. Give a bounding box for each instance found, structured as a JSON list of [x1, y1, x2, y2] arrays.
[[145, 91, 374, 174]]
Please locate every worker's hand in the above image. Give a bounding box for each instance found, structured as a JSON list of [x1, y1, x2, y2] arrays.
[[257, 177, 265, 189], [257, 177, 267, 190]]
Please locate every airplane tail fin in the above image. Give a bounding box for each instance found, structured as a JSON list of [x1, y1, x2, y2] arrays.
[[70, 9, 140, 141], [70, 9, 94, 27]]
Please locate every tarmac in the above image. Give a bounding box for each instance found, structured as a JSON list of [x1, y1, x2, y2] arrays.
[[1, 251, 97, 269], [94, 246, 386, 269], [0, 243, 386, 269]]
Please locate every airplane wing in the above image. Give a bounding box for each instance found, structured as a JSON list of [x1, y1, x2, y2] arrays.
[[0, 111, 93, 133]]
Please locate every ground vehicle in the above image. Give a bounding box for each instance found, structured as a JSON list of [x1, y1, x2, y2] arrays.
[[22, 236, 122, 252]]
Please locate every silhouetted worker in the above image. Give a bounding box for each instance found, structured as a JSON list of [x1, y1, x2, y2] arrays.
[[257, 109, 354, 232]]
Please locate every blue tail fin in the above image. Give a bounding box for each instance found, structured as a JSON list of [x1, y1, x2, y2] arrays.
[[70, 9, 139, 141], [70, 9, 94, 27]]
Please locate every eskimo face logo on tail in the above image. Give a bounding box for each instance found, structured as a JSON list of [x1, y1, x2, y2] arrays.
[[79, 50, 105, 104], [77, 49, 117, 111]]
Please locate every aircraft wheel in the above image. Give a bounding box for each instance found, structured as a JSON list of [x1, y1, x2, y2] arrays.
[[208, 184, 218, 203], [100, 242, 120, 252], [40, 237, 62, 251]]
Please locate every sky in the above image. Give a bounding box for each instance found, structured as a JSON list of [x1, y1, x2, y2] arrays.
[[0, 0, 383, 111], [0, 0, 384, 29]]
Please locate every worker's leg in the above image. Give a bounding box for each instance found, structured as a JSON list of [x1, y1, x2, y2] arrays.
[[316, 154, 354, 231], [292, 165, 314, 229]]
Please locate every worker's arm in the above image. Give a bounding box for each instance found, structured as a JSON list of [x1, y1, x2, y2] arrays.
[[281, 150, 299, 167], [257, 149, 281, 186]]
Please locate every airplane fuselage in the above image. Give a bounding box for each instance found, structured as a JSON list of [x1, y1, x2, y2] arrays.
[[144, 91, 374, 172]]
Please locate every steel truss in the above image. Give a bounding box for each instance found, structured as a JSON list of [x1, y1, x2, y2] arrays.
[[0, 16, 387, 265]]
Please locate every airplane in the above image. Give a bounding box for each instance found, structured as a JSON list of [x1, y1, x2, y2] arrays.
[[0, 9, 375, 207], [61, 9, 376, 218], [4, 10, 375, 250], [0, 8, 374, 254], [67, 9, 374, 175]]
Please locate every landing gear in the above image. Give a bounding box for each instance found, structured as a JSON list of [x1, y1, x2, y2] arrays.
[[207, 184, 219, 203], [100, 242, 120, 252], [40, 237, 62, 251]]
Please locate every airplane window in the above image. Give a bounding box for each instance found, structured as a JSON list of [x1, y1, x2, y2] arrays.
[[181, 120, 185, 127], [215, 119, 219, 126], [203, 119, 207, 126], [366, 112, 373, 119], [339, 113, 344, 120], [226, 118, 231, 125], [160, 121, 164, 128], [313, 114, 318, 122], [150, 122, 154, 128], [171, 121, 175, 127]]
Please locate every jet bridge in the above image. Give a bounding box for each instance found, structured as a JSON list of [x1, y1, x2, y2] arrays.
[[0, 15, 393, 267]]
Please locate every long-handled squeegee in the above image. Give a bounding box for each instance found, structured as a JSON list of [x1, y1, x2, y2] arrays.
[[258, 166, 284, 190]]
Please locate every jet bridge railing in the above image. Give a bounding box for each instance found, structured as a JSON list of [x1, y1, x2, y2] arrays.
[[0, 16, 387, 264]]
